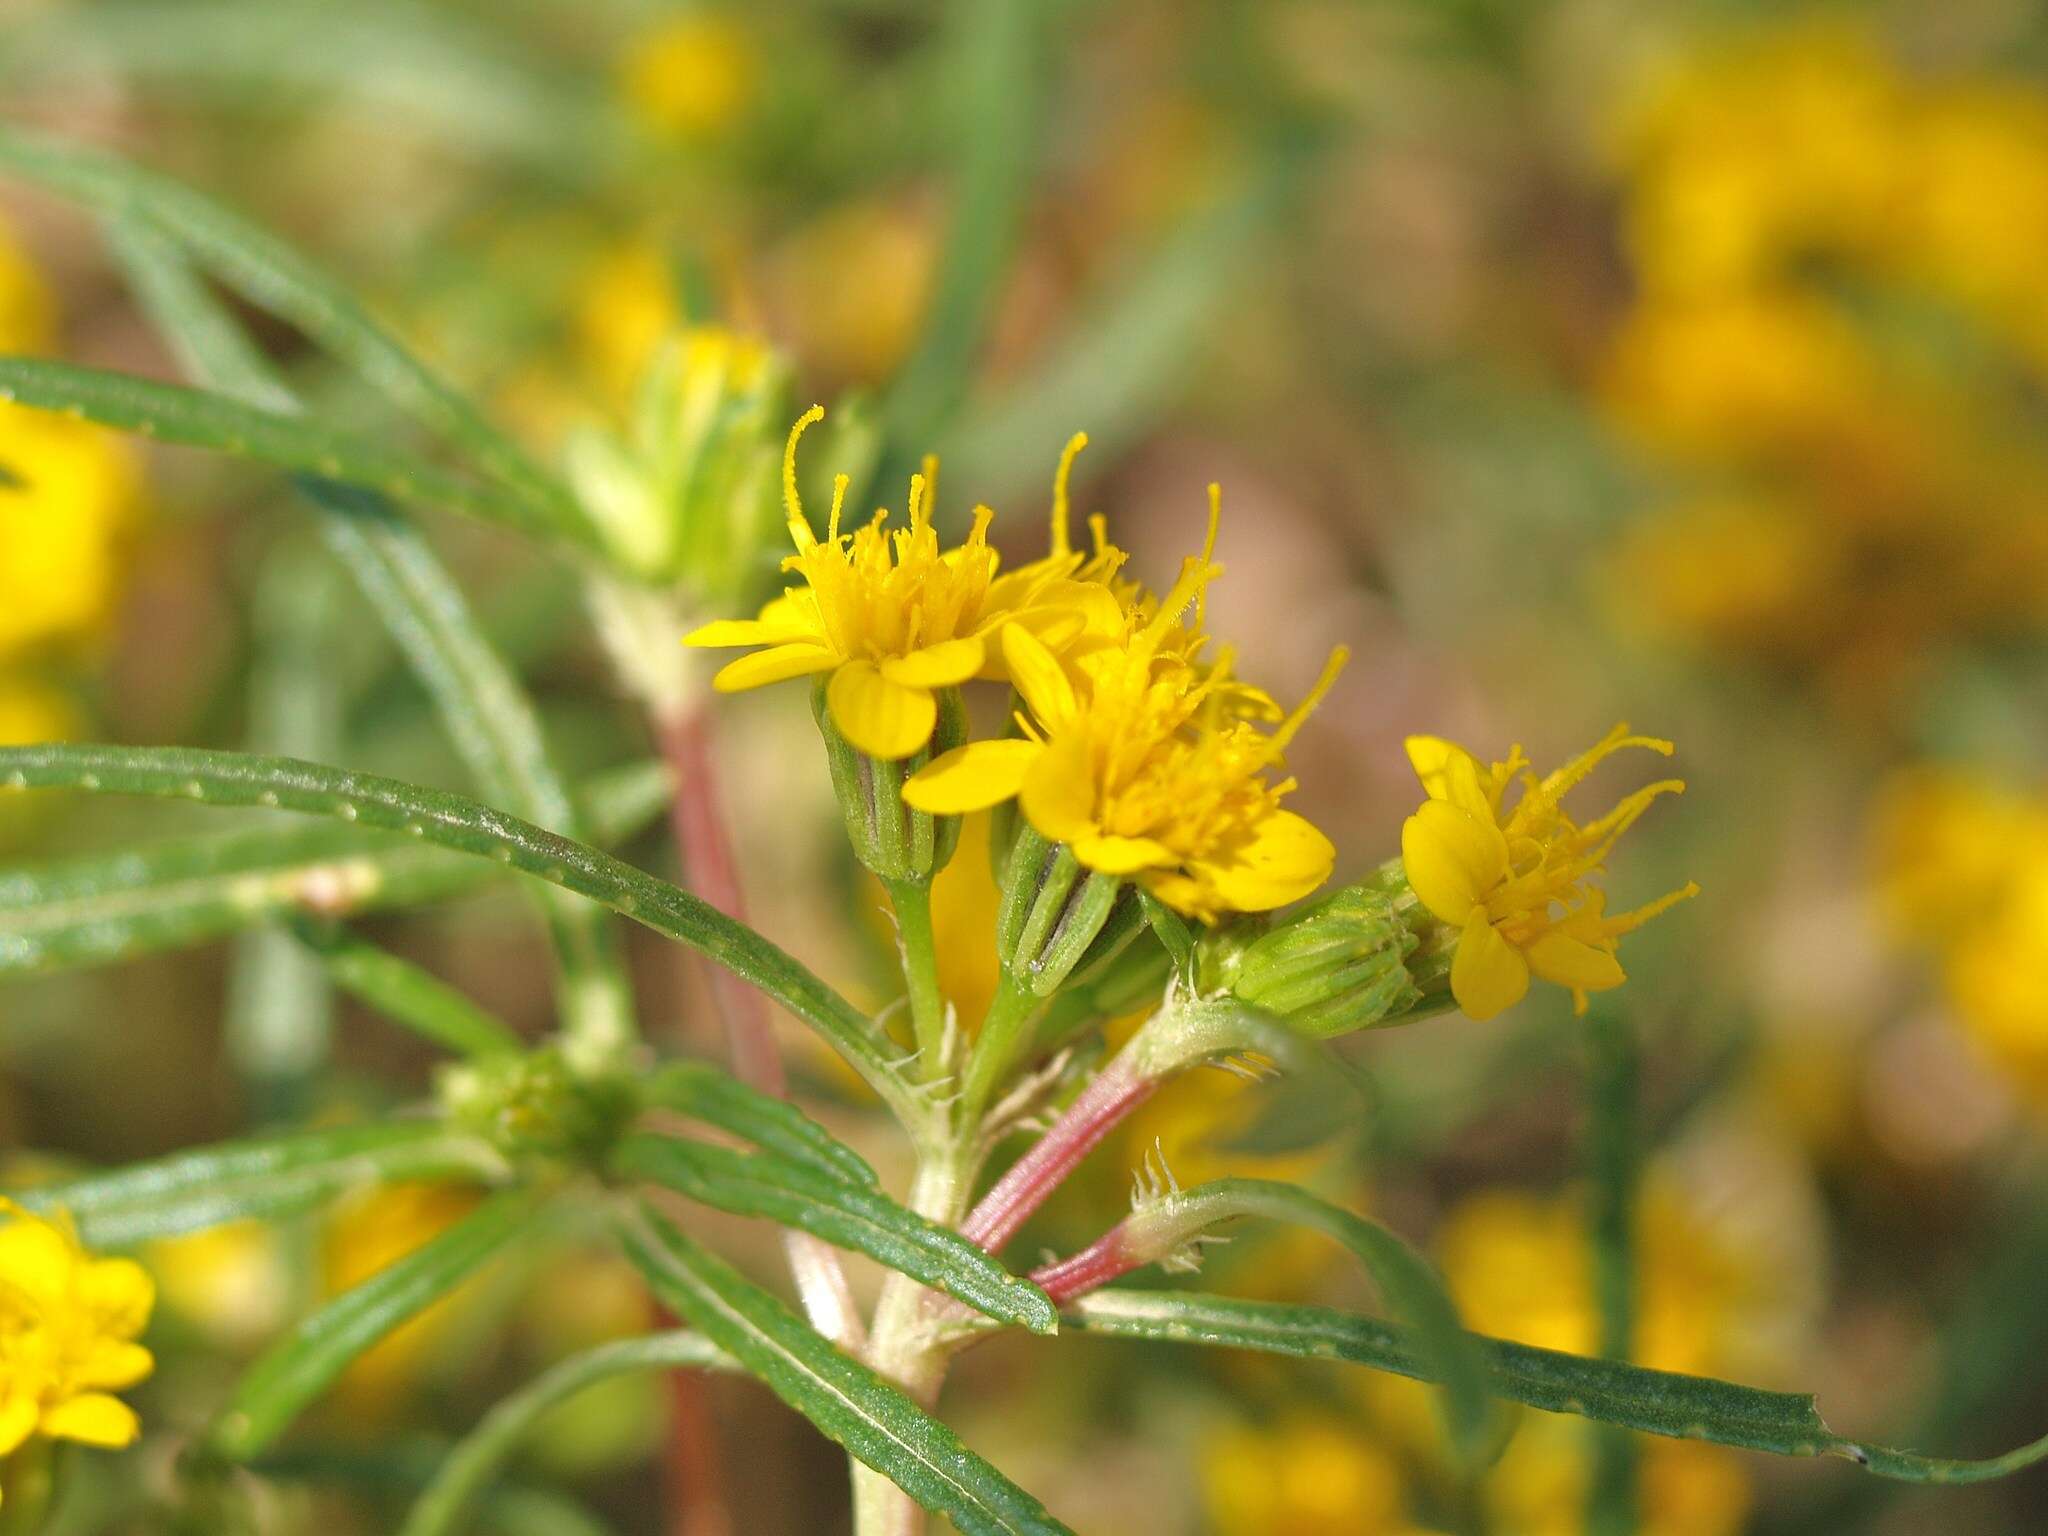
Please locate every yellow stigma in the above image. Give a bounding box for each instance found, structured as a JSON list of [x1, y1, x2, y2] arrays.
[[1400, 725, 1698, 1020], [1050, 431, 1088, 557], [0, 1200, 155, 1477]]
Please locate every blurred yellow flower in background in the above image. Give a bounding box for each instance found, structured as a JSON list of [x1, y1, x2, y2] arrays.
[[1203, 1413, 1428, 1536], [0, 1201, 154, 1489], [572, 241, 686, 411], [146, 1221, 291, 1349], [1600, 23, 2048, 695], [322, 1181, 483, 1410], [1872, 769, 2048, 1107], [621, 12, 758, 144]]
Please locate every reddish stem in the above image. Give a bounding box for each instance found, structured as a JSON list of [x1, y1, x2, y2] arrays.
[[1030, 1222, 1142, 1305], [960, 1058, 1157, 1254], [660, 1370, 734, 1536], [658, 705, 786, 1093]]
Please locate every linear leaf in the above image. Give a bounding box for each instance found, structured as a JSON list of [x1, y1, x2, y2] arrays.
[[616, 1135, 1054, 1334], [400, 1331, 734, 1536], [207, 1186, 543, 1462], [307, 484, 634, 1052], [0, 759, 668, 976], [0, 357, 553, 538], [1069, 1291, 2048, 1484], [289, 918, 523, 1060], [640, 1061, 877, 1188], [620, 1204, 1075, 1536], [0, 744, 909, 1113], [1118, 1179, 1488, 1464], [22, 1122, 506, 1247], [0, 127, 579, 534]]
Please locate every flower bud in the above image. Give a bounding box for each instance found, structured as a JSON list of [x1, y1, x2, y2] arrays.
[[566, 326, 792, 598], [814, 679, 967, 882], [994, 826, 1144, 998], [1222, 885, 1424, 1037], [438, 1048, 633, 1165]]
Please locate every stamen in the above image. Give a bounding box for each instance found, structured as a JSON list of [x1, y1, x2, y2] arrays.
[[1196, 484, 1222, 628], [783, 404, 825, 545], [1052, 431, 1089, 556], [907, 471, 928, 533], [1268, 645, 1350, 754]]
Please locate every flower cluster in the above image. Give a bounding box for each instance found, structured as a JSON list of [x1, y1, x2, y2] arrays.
[[694, 416, 1344, 921], [0, 1201, 154, 1496], [1400, 728, 1698, 1020], [1600, 24, 2048, 699]]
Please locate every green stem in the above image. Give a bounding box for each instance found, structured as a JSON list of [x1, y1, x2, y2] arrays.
[[959, 973, 1044, 1120], [853, 1140, 978, 1536], [1584, 1004, 1640, 1536], [886, 877, 949, 1081], [0, 1440, 56, 1536]]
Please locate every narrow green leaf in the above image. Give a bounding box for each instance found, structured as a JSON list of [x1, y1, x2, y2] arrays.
[[0, 357, 553, 538], [0, 127, 579, 535], [256, 1442, 619, 1536], [0, 744, 909, 1113], [620, 1204, 1075, 1536], [1069, 1291, 2048, 1484], [641, 1061, 878, 1188], [1124, 1179, 1489, 1464], [21, 1122, 505, 1248], [207, 1186, 542, 1462], [400, 1331, 734, 1536], [288, 918, 524, 1060], [0, 759, 669, 977], [616, 1135, 1055, 1334], [307, 484, 635, 1055]]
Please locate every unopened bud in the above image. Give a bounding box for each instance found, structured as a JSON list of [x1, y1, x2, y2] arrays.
[[814, 680, 967, 882], [1224, 886, 1423, 1037]]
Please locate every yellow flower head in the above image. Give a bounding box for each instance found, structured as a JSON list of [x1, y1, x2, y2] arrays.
[[904, 507, 1347, 921], [1400, 726, 1698, 1020], [0, 1201, 154, 1482], [685, 409, 1102, 759], [621, 13, 757, 143]]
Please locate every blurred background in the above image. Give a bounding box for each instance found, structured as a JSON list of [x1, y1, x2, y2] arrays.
[[2, 0, 2045, 1532]]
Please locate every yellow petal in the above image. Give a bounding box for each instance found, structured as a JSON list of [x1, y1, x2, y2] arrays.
[[902, 740, 1042, 814], [0, 1216, 76, 1307], [0, 1394, 39, 1456], [827, 660, 938, 759], [1400, 799, 1509, 925], [39, 1393, 140, 1448], [1404, 735, 1494, 818], [1018, 732, 1098, 846], [879, 635, 985, 689], [1449, 912, 1530, 1021], [1200, 810, 1337, 912], [1525, 930, 1626, 992], [80, 1256, 154, 1336], [1001, 624, 1078, 730], [711, 644, 839, 692], [74, 1340, 154, 1393], [1070, 830, 1174, 876], [684, 614, 815, 649]]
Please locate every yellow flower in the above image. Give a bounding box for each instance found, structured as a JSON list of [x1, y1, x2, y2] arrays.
[[685, 408, 1102, 759], [0, 677, 78, 749], [0, 1201, 154, 1485], [620, 13, 757, 143], [571, 241, 683, 408], [1203, 1413, 1424, 1536], [324, 1181, 482, 1410], [1399, 727, 1697, 1020], [904, 508, 1346, 921], [0, 215, 56, 355]]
